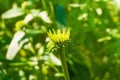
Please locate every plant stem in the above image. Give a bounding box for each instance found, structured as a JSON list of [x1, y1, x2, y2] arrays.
[[59, 46, 70, 80]]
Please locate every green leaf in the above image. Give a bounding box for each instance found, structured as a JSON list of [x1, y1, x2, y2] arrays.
[[1, 8, 25, 19], [26, 29, 43, 34], [38, 11, 52, 23], [6, 30, 28, 60], [49, 53, 61, 66]]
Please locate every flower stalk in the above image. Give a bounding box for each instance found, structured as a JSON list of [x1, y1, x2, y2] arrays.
[[59, 45, 70, 80]]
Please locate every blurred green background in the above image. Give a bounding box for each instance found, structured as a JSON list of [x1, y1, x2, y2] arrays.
[[1, 0, 120, 80]]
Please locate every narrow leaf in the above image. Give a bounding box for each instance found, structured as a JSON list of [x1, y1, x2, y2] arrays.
[[6, 30, 28, 60], [2, 8, 25, 19]]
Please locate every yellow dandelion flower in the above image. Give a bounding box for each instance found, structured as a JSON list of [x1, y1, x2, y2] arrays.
[[47, 28, 70, 43]]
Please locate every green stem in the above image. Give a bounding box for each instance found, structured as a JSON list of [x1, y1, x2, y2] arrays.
[[59, 46, 70, 80]]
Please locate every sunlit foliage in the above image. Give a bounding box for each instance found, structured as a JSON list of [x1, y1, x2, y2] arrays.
[[0, 0, 120, 80]]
